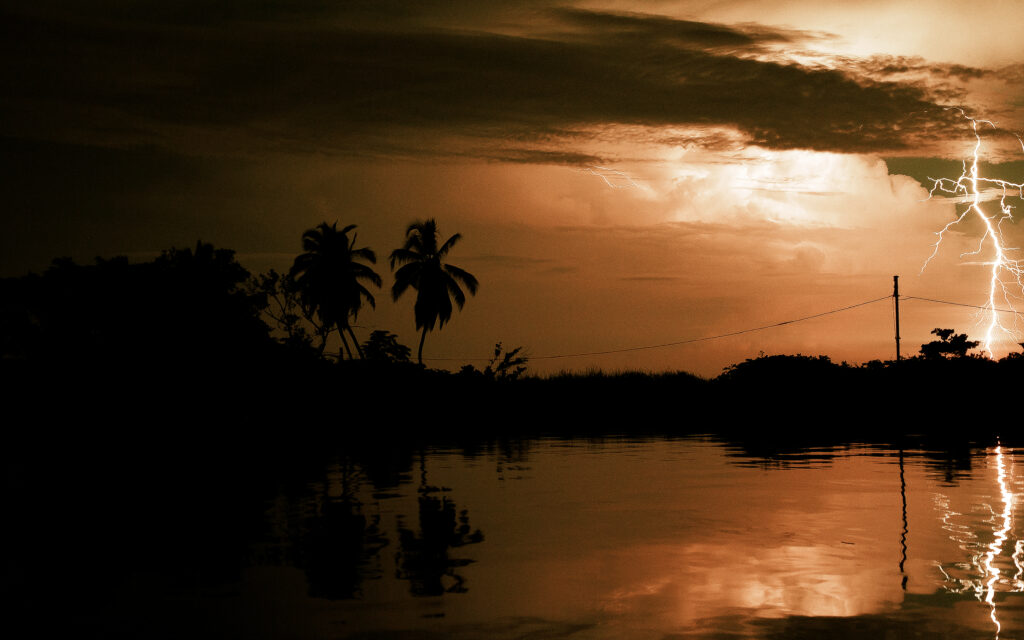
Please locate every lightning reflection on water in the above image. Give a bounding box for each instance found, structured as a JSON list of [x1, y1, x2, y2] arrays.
[[936, 446, 1019, 639]]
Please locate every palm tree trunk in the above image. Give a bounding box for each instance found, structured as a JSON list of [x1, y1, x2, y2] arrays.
[[417, 326, 428, 365], [338, 326, 353, 360], [346, 326, 365, 359], [315, 321, 330, 356]]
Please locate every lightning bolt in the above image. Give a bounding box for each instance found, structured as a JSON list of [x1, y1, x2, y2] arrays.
[[922, 109, 1024, 358], [585, 165, 640, 189]]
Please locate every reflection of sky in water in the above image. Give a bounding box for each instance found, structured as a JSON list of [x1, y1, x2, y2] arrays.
[[172, 440, 1024, 639]]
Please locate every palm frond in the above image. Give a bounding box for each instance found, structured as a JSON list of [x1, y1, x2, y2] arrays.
[[443, 264, 479, 295], [351, 246, 377, 263], [351, 263, 383, 287], [445, 276, 467, 309], [390, 248, 422, 269], [438, 233, 462, 258], [392, 278, 413, 302], [404, 220, 425, 238], [355, 284, 376, 311], [435, 292, 454, 327], [392, 262, 422, 300], [402, 221, 427, 253]]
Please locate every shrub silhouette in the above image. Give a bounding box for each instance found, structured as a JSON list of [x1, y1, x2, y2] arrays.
[[919, 328, 979, 359], [361, 330, 412, 363], [0, 241, 271, 367]]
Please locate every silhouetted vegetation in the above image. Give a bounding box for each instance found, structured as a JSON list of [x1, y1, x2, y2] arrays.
[[1, 243, 271, 367], [289, 222, 382, 360], [919, 327, 980, 359], [459, 342, 528, 381], [361, 330, 412, 363], [390, 219, 479, 364], [250, 267, 330, 354], [4, 229, 1024, 439]]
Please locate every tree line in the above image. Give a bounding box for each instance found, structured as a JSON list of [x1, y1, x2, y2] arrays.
[[0, 217, 488, 381], [3, 218, 1021, 393], [4, 224, 1024, 430], [257, 219, 478, 365]]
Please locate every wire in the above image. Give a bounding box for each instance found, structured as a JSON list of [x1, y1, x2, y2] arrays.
[[325, 290, 1015, 362], [901, 296, 1022, 315], [424, 294, 892, 361]]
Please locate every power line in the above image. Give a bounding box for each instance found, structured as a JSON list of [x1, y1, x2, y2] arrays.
[[901, 296, 1022, 315], [323, 290, 1019, 364], [424, 294, 892, 361]]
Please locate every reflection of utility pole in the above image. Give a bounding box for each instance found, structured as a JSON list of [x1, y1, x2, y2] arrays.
[[899, 447, 908, 591], [893, 275, 902, 361]]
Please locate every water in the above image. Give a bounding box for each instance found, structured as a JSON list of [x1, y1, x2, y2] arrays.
[[13, 436, 1024, 638]]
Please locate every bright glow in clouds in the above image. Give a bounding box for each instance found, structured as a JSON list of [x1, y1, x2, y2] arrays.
[[689, 0, 1024, 67], [923, 112, 1024, 357], [627, 146, 933, 232]]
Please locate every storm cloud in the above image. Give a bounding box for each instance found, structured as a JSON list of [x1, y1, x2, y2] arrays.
[[1, 2, 971, 161]]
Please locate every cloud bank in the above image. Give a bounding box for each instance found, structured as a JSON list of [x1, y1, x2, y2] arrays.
[[1, 1, 985, 161]]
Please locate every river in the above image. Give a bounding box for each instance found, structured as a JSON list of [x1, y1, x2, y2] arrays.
[[11, 435, 1024, 639]]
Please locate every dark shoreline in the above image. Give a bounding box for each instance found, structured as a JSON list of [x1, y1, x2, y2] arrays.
[[4, 351, 1020, 450]]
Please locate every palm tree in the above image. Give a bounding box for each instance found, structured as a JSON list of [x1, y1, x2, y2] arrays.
[[289, 222, 382, 359], [390, 219, 478, 364]]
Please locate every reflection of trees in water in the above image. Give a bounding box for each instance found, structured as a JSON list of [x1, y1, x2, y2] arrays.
[[256, 446, 488, 599], [715, 432, 981, 485], [395, 452, 484, 596], [923, 445, 975, 486], [395, 491, 484, 596], [258, 458, 389, 600], [458, 438, 531, 463], [301, 460, 389, 599], [748, 608, 970, 639], [454, 438, 533, 482], [356, 442, 416, 491], [302, 497, 388, 599]]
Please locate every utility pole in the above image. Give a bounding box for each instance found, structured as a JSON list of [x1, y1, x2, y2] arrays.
[[893, 275, 901, 361]]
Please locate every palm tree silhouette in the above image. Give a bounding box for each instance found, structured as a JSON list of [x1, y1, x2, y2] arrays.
[[290, 222, 382, 359], [390, 220, 478, 364]]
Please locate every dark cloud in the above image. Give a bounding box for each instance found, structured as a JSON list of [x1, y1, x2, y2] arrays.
[[0, 3, 973, 160], [475, 148, 606, 166], [0, 135, 286, 274], [543, 266, 579, 275], [854, 55, 990, 81], [551, 8, 804, 50], [885, 157, 1024, 188], [461, 254, 555, 269]]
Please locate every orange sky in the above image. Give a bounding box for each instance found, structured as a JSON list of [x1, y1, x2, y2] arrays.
[[3, 1, 1024, 375]]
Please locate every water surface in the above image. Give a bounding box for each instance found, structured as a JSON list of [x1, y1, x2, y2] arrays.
[[17, 436, 1024, 639]]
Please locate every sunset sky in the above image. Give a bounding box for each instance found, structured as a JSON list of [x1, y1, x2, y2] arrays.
[[4, 0, 1024, 375]]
